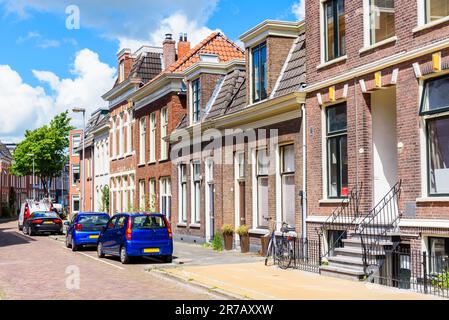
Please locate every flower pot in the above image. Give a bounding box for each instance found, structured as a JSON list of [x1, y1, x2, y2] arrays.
[[240, 235, 250, 253], [223, 233, 234, 251]]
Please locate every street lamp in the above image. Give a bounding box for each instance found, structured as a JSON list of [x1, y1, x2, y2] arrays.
[[72, 107, 86, 212], [27, 153, 36, 200]]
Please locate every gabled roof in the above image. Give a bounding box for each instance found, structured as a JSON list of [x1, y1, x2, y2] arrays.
[[0, 141, 12, 161], [128, 51, 163, 84], [273, 31, 306, 98], [75, 110, 109, 152]]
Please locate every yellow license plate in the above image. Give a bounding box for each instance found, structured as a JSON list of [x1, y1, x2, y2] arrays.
[[144, 248, 160, 253], [44, 221, 53, 224], [89, 235, 99, 239]]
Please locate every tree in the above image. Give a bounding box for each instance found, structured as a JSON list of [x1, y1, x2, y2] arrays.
[[11, 111, 74, 197], [100, 185, 110, 213]]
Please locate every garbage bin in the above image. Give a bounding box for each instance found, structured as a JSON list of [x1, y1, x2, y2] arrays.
[[260, 235, 270, 256]]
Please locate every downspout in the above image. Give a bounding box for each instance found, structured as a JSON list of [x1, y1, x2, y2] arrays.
[[301, 103, 307, 239], [354, 79, 360, 191]]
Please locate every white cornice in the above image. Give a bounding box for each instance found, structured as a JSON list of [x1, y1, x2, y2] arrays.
[[102, 78, 141, 101], [183, 59, 246, 81], [240, 20, 304, 48], [306, 36, 449, 92], [129, 73, 184, 104]]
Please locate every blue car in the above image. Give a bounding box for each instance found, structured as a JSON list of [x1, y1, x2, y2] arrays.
[[66, 212, 110, 251], [97, 213, 173, 264]]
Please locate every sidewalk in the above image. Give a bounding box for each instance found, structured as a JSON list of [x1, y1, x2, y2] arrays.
[[151, 243, 438, 300]]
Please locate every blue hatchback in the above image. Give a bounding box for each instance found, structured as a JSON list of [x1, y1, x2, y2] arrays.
[[66, 212, 110, 251], [97, 213, 173, 264]]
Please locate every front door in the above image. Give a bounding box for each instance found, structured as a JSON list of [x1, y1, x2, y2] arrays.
[[371, 87, 398, 206]]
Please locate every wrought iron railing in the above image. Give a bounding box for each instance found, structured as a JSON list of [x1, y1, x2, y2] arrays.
[[317, 183, 363, 258], [357, 180, 403, 273]]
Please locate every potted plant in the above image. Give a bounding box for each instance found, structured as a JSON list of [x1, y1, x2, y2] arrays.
[[221, 224, 234, 251], [236, 225, 250, 253]]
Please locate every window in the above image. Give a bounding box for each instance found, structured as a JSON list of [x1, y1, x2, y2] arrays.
[[119, 61, 125, 83], [257, 150, 269, 228], [126, 110, 132, 154], [192, 162, 201, 224], [421, 76, 449, 196], [119, 113, 125, 156], [116, 216, 127, 229], [179, 164, 187, 223], [148, 179, 156, 212], [123, 177, 128, 212], [324, 0, 346, 62], [326, 103, 348, 198], [161, 107, 169, 160], [369, 0, 395, 44], [281, 145, 296, 227], [237, 152, 245, 180], [139, 180, 146, 210], [426, 0, 449, 23], [72, 134, 81, 156], [252, 42, 267, 103], [192, 79, 201, 124], [428, 237, 449, 274], [149, 112, 156, 163], [72, 195, 80, 213], [112, 117, 117, 157], [72, 164, 80, 184], [139, 118, 146, 164], [160, 177, 172, 219]]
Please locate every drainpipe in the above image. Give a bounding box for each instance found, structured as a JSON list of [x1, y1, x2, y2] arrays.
[[301, 103, 307, 239]]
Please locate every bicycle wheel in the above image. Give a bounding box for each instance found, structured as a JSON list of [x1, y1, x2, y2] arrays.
[[264, 237, 274, 266], [278, 238, 293, 270]]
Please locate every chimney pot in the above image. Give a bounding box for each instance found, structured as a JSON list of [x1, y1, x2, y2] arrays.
[[165, 33, 173, 41], [163, 34, 176, 70], [177, 33, 191, 61]]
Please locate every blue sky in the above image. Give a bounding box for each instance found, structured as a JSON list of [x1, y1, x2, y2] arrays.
[[0, 0, 304, 141]]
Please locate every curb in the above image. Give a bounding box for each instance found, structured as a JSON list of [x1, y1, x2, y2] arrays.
[[149, 269, 251, 301]]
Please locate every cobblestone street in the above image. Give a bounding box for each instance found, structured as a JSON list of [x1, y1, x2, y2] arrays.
[[0, 220, 220, 300]]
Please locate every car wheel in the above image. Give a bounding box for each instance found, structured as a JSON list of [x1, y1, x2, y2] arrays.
[[71, 239, 78, 252], [22, 225, 28, 235], [97, 243, 105, 258], [65, 236, 71, 248], [164, 255, 173, 263], [120, 246, 130, 265], [28, 227, 34, 236], [18, 223, 23, 231]]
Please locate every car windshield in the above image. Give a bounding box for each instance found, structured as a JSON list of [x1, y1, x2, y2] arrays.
[[32, 212, 58, 218], [132, 216, 166, 230], [78, 215, 110, 226]]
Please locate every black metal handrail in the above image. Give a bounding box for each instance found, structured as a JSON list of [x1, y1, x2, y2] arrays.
[[317, 182, 363, 258], [357, 180, 403, 274]]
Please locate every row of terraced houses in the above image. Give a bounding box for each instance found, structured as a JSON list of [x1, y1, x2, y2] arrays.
[[69, 0, 449, 292]]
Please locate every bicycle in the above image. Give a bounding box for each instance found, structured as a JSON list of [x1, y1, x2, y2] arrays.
[[264, 218, 296, 270]]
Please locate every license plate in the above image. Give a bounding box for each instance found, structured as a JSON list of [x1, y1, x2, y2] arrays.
[[89, 235, 99, 239], [144, 248, 160, 253], [44, 221, 53, 225]]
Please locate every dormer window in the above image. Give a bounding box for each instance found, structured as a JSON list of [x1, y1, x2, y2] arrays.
[[251, 42, 267, 103], [119, 61, 125, 83], [192, 78, 201, 124]]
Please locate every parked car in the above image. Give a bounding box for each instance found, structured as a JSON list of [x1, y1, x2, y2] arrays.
[[97, 213, 173, 264], [65, 212, 110, 251], [22, 211, 63, 236], [18, 200, 52, 231]]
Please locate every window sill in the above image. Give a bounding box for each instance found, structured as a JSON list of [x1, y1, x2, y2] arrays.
[[319, 198, 349, 205], [159, 158, 169, 163], [359, 36, 397, 54], [148, 161, 157, 165], [249, 229, 270, 236], [137, 163, 146, 168], [317, 55, 347, 70], [177, 223, 188, 228], [416, 197, 449, 203], [413, 16, 449, 33], [190, 223, 201, 229]]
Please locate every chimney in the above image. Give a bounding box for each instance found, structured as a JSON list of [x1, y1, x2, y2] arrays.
[[163, 33, 176, 70], [177, 33, 191, 61], [117, 48, 132, 82]]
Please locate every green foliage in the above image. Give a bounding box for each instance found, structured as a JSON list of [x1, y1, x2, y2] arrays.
[[100, 185, 110, 213], [432, 271, 449, 289], [236, 225, 249, 237], [221, 224, 234, 236], [212, 234, 224, 252], [11, 111, 74, 196]]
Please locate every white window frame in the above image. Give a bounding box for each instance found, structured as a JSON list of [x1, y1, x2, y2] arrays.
[[148, 178, 157, 212], [320, 0, 347, 65], [160, 177, 172, 218], [191, 78, 201, 125], [111, 116, 117, 158], [279, 144, 296, 229], [160, 107, 169, 161], [362, 0, 397, 48], [119, 112, 125, 157], [191, 161, 201, 225], [72, 194, 80, 213], [139, 117, 146, 165], [178, 164, 188, 223], [126, 109, 132, 154], [72, 134, 81, 156], [139, 179, 146, 211], [119, 61, 125, 83], [252, 148, 270, 230], [149, 112, 157, 163], [417, 0, 449, 28]]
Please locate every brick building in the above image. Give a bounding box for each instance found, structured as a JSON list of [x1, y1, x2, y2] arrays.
[[102, 46, 163, 214], [303, 0, 449, 280], [69, 130, 82, 215], [170, 22, 305, 244]]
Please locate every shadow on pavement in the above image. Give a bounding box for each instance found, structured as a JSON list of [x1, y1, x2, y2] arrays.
[[0, 226, 36, 248]]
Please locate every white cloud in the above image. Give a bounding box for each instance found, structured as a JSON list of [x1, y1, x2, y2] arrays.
[[0, 49, 116, 141], [292, 0, 305, 21], [1, 0, 219, 49]]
